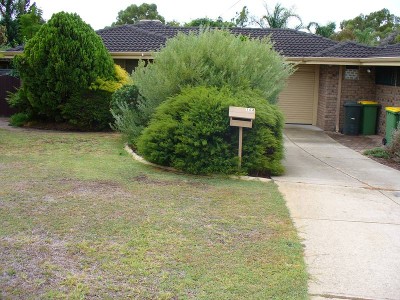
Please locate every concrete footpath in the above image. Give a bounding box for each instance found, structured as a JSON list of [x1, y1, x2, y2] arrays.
[[273, 125, 400, 300]]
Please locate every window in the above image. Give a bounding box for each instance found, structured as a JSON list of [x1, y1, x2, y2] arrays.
[[375, 67, 399, 86], [344, 66, 359, 80]]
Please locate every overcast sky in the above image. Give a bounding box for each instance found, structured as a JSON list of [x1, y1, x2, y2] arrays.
[[35, 0, 400, 31]]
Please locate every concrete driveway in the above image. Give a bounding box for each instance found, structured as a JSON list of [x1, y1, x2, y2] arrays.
[[273, 125, 400, 300]]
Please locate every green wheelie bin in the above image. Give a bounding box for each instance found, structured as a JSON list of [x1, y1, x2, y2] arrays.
[[343, 101, 362, 135], [358, 100, 380, 135], [384, 107, 400, 145]]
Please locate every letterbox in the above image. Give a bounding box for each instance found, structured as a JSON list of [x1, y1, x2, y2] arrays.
[[229, 106, 256, 128]]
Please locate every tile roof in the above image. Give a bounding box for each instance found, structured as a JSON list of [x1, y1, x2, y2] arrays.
[[229, 27, 338, 57], [312, 41, 379, 58], [375, 43, 400, 57], [97, 25, 167, 52], [5, 20, 400, 59], [96, 21, 338, 57], [97, 21, 400, 58], [5, 44, 24, 52]]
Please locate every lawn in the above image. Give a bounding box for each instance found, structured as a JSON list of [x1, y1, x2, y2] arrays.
[[0, 128, 308, 299]]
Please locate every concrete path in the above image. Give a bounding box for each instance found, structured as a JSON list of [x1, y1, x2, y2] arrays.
[[273, 125, 400, 300]]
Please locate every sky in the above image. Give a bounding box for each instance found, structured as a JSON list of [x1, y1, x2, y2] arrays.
[[34, 0, 400, 31]]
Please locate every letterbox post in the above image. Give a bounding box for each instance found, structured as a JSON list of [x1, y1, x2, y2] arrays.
[[238, 126, 243, 167], [229, 106, 256, 169]]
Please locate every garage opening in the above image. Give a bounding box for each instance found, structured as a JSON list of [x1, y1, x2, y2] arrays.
[[277, 65, 319, 125]]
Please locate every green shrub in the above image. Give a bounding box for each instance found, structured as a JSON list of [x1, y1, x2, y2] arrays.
[[9, 112, 31, 127], [61, 65, 129, 130], [6, 88, 31, 112], [61, 90, 113, 131], [110, 84, 147, 143], [137, 86, 284, 176], [387, 128, 400, 162], [363, 147, 390, 159], [111, 100, 145, 145], [110, 84, 141, 114], [129, 29, 293, 138], [14, 12, 116, 122]]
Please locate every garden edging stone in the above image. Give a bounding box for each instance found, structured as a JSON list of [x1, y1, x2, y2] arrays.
[[124, 145, 272, 183]]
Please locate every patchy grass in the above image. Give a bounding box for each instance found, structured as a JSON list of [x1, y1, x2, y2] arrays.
[[0, 128, 308, 299]]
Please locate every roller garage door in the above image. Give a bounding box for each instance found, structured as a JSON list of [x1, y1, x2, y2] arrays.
[[277, 65, 318, 124]]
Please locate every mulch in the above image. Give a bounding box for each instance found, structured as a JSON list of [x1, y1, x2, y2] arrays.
[[327, 132, 400, 172]]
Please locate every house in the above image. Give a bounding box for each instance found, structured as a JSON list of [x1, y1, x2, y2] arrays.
[[2, 20, 400, 134]]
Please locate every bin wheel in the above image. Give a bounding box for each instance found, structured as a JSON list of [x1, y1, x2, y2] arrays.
[[382, 138, 387, 145]]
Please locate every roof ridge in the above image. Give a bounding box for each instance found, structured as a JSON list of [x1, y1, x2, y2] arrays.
[[96, 24, 138, 34], [135, 26, 168, 40], [312, 40, 376, 57]]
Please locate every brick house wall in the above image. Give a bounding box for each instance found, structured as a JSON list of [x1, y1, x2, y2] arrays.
[[375, 85, 400, 135], [339, 66, 376, 130], [317, 65, 399, 135], [317, 65, 339, 131]]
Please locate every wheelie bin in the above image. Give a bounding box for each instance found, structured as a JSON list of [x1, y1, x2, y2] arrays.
[[384, 107, 400, 145], [343, 101, 362, 135], [358, 100, 380, 135]]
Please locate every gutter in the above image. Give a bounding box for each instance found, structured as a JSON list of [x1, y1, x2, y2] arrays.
[[109, 52, 154, 60], [1, 50, 155, 60], [2, 50, 399, 66], [1, 51, 21, 59], [287, 56, 400, 66]]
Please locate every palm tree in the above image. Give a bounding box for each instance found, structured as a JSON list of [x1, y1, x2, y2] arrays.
[[354, 28, 377, 45], [307, 22, 336, 38], [254, 3, 302, 30]]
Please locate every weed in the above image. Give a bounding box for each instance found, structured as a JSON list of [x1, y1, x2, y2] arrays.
[[364, 147, 390, 159]]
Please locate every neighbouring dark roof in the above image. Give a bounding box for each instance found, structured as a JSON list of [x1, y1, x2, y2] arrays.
[[229, 28, 338, 57], [313, 41, 379, 58], [97, 25, 167, 52], [375, 43, 400, 57], [5, 20, 400, 58], [5, 44, 24, 52]]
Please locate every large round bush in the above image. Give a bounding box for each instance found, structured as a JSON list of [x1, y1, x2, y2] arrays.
[[137, 86, 284, 176]]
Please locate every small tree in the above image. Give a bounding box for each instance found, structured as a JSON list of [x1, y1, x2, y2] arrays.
[[14, 12, 115, 121]]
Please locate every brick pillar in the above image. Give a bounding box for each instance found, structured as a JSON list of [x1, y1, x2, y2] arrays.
[[317, 65, 339, 131]]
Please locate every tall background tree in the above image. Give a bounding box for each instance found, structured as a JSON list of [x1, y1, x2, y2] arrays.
[[232, 6, 249, 28], [332, 8, 400, 45], [113, 3, 165, 26], [18, 3, 43, 41], [254, 3, 302, 29], [0, 24, 7, 45], [185, 17, 234, 27], [307, 22, 336, 38], [0, 0, 36, 45]]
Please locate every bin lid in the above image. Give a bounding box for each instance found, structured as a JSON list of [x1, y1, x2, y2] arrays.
[[385, 107, 400, 113], [344, 101, 361, 107], [358, 100, 379, 106]]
